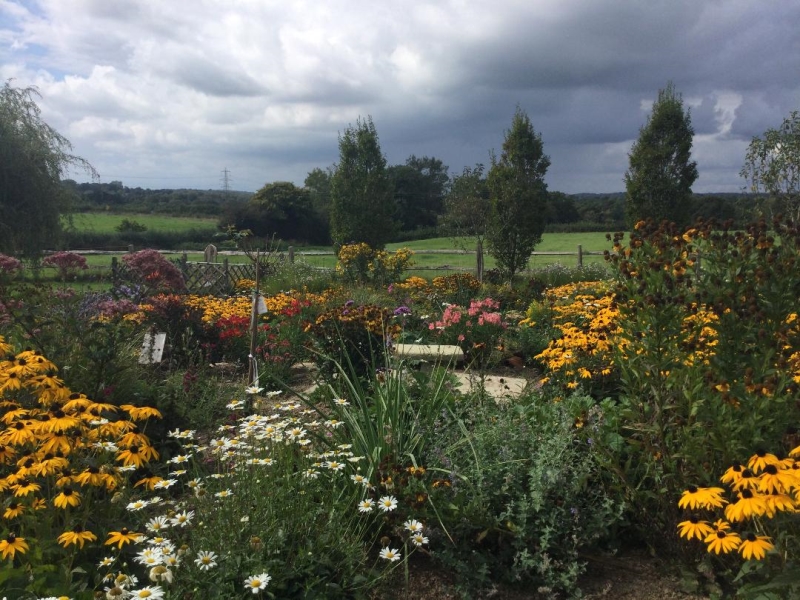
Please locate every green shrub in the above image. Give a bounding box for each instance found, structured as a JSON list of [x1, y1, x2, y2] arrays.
[[424, 391, 623, 596]]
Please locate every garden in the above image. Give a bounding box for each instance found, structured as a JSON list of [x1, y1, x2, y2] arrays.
[[0, 217, 799, 599]]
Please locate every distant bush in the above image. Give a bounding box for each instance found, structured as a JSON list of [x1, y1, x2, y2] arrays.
[[115, 218, 148, 232]]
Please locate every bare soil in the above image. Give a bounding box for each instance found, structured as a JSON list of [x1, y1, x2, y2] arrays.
[[379, 550, 709, 600]]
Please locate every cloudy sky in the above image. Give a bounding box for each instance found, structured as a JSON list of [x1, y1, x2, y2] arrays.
[[2, 0, 798, 194]]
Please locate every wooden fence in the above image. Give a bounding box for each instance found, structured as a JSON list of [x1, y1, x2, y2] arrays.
[[59, 244, 606, 293]]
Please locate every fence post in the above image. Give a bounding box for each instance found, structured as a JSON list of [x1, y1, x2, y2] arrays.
[[224, 258, 230, 290], [111, 256, 118, 285], [180, 253, 188, 278], [288, 246, 294, 263], [476, 240, 484, 282], [127, 244, 134, 253], [577, 245, 583, 267]]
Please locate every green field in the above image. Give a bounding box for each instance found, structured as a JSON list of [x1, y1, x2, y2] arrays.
[[75, 231, 619, 274], [65, 212, 218, 233]]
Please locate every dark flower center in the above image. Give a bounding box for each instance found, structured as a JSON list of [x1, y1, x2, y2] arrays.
[[746, 533, 757, 542], [741, 489, 754, 499], [764, 464, 778, 475]]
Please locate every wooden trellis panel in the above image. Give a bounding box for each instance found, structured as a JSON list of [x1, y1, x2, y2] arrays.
[[112, 257, 259, 295]]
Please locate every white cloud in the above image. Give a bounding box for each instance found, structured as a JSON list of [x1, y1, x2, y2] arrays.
[[1, 0, 798, 193]]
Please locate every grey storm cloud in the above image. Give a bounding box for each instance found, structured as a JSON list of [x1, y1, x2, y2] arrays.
[[1, 0, 798, 193]]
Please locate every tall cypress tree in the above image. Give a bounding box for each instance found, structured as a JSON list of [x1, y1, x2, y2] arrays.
[[486, 107, 550, 279], [329, 117, 396, 249], [625, 82, 698, 226]]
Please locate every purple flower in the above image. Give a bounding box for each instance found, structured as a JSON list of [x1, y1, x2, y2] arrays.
[[393, 305, 411, 316], [344, 299, 355, 308]]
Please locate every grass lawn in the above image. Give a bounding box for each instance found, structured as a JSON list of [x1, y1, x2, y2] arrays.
[[65, 212, 218, 233]]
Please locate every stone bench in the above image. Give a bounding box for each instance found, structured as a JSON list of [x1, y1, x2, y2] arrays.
[[393, 343, 465, 365]]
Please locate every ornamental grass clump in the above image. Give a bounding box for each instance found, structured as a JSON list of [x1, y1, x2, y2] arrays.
[[0, 335, 163, 597]]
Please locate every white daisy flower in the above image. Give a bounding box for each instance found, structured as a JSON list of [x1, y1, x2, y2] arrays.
[[194, 550, 218, 571], [244, 572, 271, 594], [379, 547, 401, 562], [378, 495, 398, 512]]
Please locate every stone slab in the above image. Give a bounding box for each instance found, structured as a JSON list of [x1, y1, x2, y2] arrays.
[[451, 373, 529, 402], [394, 344, 465, 363]]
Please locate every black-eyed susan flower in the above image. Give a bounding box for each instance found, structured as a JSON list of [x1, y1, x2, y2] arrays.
[[720, 462, 744, 486], [39, 433, 73, 456], [3, 502, 24, 519], [678, 485, 726, 510], [2, 420, 36, 446], [764, 491, 797, 517], [53, 486, 81, 509], [74, 466, 115, 488], [705, 528, 741, 554], [12, 479, 41, 497], [105, 528, 143, 549], [725, 489, 768, 522], [44, 408, 81, 433], [747, 450, 780, 474], [758, 464, 797, 495], [58, 524, 97, 549], [677, 517, 714, 541], [116, 444, 159, 468], [733, 468, 760, 491], [120, 405, 163, 421], [738, 533, 774, 560], [0, 532, 29, 560]]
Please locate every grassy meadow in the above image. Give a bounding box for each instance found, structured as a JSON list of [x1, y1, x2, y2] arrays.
[[65, 212, 218, 233]]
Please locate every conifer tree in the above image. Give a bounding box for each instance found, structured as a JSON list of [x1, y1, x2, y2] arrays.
[[625, 82, 698, 226]]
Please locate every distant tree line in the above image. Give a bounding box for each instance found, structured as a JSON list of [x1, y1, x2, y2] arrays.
[[62, 179, 252, 216], [60, 173, 770, 249], [4, 78, 797, 260]]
